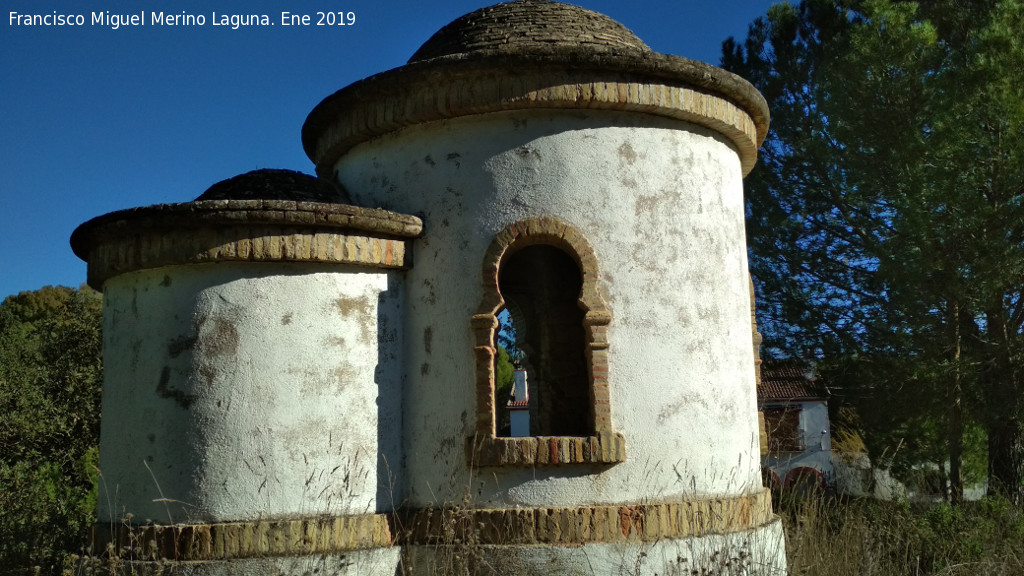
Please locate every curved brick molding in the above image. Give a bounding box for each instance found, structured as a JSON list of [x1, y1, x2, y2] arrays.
[[304, 59, 768, 179], [468, 216, 623, 467], [70, 199, 423, 289], [402, 489, 774, 546], [90, 489, 773, 561], [91, 513, 394, 562]]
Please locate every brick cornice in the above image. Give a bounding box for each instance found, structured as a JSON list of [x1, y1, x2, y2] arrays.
[[70, 200, 423, 289], [303, 52, 769, 177], [89, 489, 774, 561]]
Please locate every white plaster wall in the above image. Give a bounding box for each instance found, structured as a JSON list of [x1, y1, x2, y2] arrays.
[[800, 400, 832, 454], [97, 262, 403, 523], [138, 549, 403, 576], [334, 109, 761, 508], [404, 518, 786, 575]]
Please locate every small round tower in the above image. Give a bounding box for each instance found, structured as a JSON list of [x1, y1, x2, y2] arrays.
[[73, 170, 421, 573], [303, 0, 781, 573]]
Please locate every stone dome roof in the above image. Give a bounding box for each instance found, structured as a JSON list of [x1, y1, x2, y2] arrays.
[[303, 1, 770, 177], [409, 0, 650, 62], [196, 169, 350, 203]]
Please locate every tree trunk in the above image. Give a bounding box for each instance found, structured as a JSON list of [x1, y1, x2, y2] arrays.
[[988, 418, 1024, 506], [947, 403, 964, 504], [948, 302, 965, 505], [983, 307, 1024, 505], [938, 461, 949, 503]]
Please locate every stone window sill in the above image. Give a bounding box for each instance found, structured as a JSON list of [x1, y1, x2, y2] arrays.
[[468, 432, 626, 467]]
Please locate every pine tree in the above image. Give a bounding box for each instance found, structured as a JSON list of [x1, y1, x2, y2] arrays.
[[725, 0, 1024, 503]]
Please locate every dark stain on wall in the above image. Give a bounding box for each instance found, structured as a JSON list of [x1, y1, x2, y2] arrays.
[[190, 311, 241, 387], [421, 279, 437, 306], [156, 366, 195, 409], [167, 335, 196, 359], [618, 142, 638, 165], [333, 365, 357, 393], [199, 316, 239, 359], [335, 296, 374, 344]]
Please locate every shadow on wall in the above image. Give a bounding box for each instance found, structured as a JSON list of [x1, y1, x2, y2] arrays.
[[376, 273, 405, 511]]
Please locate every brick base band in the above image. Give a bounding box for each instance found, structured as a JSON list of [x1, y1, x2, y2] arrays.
[[402, 489, 773, 546], [91, 513, 395, 562], [90, 489, 773, 561]]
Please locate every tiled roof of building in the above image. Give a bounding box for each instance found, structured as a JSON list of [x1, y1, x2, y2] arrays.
[[758, 361, 826, 401]]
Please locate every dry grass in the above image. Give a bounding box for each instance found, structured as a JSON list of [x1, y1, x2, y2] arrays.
[[778, 493, 1024, 576]]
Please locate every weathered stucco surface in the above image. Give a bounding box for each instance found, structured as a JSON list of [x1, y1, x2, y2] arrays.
[[333, 109, 762, 508], [405, 517, 785, 575], [97, 262, 403, 523], [109, 550, 403, 576]]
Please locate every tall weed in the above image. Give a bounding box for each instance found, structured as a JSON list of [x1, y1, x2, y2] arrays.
[[780, 494, 1024, 576]]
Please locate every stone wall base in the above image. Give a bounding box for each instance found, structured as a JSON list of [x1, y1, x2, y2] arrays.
[[403, 517, 786, 576], [79, 519, 783, 576], [76, 548, 402, 576], [84, 490, 782, 574]]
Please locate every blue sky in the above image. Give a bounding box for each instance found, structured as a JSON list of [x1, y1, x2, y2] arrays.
[[0, 0, 778, 300]]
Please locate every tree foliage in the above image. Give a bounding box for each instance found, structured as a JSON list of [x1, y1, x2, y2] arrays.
[[724, 0, 1024, 502], [0, 285, 103, 573]]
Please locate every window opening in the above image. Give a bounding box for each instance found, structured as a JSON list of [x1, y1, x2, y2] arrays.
[[468, 216, 623, 467], [764, 406, 803, 453], [494, 308, 521, 436], [497, 245, 590, 437]]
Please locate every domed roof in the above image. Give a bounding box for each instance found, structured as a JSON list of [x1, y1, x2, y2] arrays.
[[303, 0, 769, 177], [409, 0, 650, 63], [196, 169, 350, 203]]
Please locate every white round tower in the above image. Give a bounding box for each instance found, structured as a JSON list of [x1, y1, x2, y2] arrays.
[[73, 170, 421, 574], [302, 0, 782, 573]]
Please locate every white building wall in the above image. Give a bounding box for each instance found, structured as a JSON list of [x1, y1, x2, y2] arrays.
[[762, 399, 834, 488], [97, 262, 404, 523], [509, 410, 529, 437], [334, 109, 761, 508]]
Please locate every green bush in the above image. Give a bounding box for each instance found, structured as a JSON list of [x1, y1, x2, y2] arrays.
[[0, 286, 103, 575]]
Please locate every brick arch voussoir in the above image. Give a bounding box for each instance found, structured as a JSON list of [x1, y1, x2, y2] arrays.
[[477, 218, 607, 314]]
